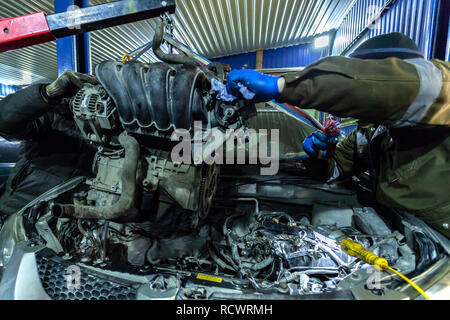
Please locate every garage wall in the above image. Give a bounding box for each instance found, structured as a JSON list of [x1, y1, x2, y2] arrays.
[[447, 23, 450, 61], [435, 0, 450, 61], [211, 40, 329, 69], [332, 0, 440, 59], [262, 42, 329, 68], [211, 52, 257, 70], [331, 0, 392, 56]]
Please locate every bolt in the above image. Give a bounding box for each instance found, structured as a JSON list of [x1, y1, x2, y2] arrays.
[[161, 1, 167, 6]]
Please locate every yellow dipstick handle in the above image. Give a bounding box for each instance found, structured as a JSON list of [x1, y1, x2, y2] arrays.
[[340, 238, 389, 270], [339, 238, 431, 300], [122, 53, 131, 64]]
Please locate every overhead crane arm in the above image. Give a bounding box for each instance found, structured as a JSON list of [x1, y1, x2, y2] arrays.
[[0, 0, 175, 53]]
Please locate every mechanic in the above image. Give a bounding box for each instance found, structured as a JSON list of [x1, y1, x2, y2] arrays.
[[226, 32, 449, 238], [0, 71, 98, 220]]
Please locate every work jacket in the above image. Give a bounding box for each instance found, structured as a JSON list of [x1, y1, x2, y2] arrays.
[[0, 84, 96, 215], [280, 56, 450, 237]]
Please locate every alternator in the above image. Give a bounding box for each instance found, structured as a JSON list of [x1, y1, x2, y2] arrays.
[[72, 84, 118, 144]]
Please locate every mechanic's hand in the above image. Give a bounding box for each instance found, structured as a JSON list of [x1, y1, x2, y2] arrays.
[[302, 131, 339, 160], [45, 70, 98, 100], [226, 69, 281, 103]]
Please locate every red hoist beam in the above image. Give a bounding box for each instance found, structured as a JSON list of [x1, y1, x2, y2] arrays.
[[0, 12, 56, 52], [0, 0, 176, 53]]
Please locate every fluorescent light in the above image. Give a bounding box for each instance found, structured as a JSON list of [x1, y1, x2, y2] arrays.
[[314, 35, 329, 48]]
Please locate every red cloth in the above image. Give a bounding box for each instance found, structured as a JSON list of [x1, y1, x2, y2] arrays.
[[323, 118, 341, 137]]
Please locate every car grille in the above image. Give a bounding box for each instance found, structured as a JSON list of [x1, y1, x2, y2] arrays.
[[36, 255, 138, 300]]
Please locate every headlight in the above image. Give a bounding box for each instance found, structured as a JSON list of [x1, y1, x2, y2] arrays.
[[0, 231, 15, 269], [0, 214, 26, 272]]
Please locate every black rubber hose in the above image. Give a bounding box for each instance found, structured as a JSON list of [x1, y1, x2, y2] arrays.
[[52, 134, 140, 220], [242, 256, 275, 271], [152, 21, 201, 67], [152, 20, 219, 83], [207, 242, 235, 271]]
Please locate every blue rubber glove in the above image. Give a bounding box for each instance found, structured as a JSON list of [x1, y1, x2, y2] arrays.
[[302, 131, 339, 160], [226, 69, 280, 103]]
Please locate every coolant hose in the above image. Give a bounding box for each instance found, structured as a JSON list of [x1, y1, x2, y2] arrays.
[[52, 134, 140, 220]]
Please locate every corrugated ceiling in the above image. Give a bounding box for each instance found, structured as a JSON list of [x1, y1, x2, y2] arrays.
[[0, 0, 357, 86], [174, 0, 357, 58]]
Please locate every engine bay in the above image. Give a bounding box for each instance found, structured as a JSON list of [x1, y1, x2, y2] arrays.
[[17, 166, 445, 300]]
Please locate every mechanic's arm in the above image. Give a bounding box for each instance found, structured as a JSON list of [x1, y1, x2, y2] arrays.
[[227, 57, 449, 127], [279, 57, 449, 128], [0, 71, 97, 140]]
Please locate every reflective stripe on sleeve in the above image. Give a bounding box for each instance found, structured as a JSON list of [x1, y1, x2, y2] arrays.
[[356, 131, 369, 147], [327, 161, 341, 183], [394, 59, 443, 127]]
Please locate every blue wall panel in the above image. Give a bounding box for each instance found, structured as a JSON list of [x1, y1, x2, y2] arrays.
[[433, 0, 450, 61], [364, 0, 439, 59], [211, 52, 257, 70], [333, 0, 439, 59], [212, 41, 328, 70], [332, 0, 389, 56], [263, 43, 328, 68], [0, 83, 19, 97], [447, 21, 450, 61]]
